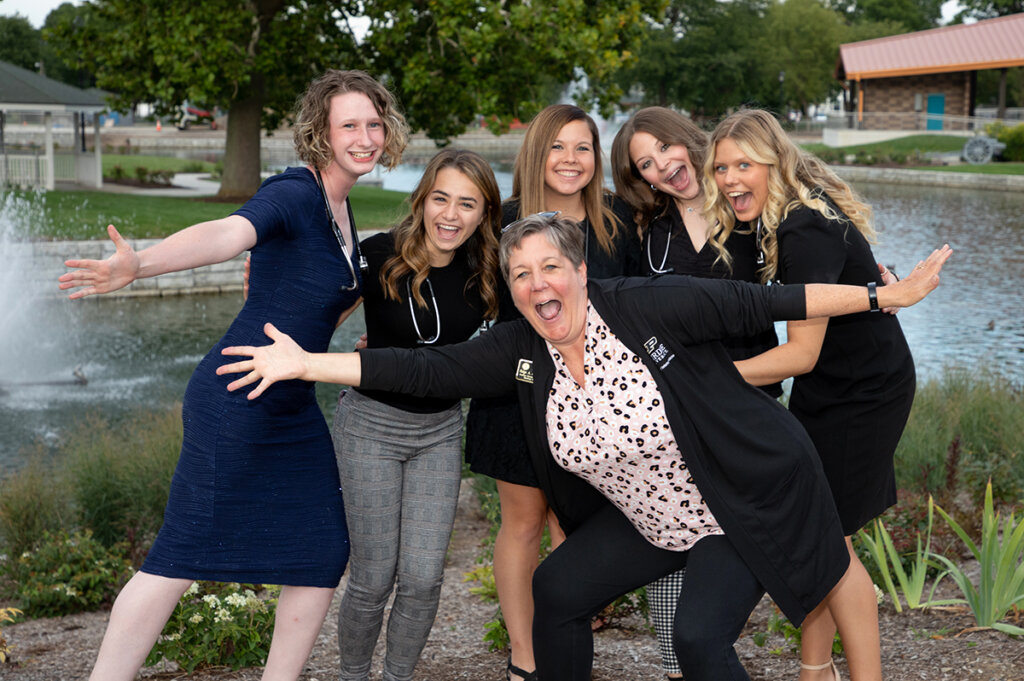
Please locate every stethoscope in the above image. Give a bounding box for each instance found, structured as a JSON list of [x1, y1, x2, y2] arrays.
[[315, 168, 368, 291], [406, 277, 441, 344], [646, 222, 674, 274]]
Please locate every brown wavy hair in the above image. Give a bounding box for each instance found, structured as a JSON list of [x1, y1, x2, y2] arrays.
[[293, 69, 409, 171], [380, 149, 501, 320], [509, 104, 619, 255], [704, 109, 875, 282], [611, 106, 709, 231]]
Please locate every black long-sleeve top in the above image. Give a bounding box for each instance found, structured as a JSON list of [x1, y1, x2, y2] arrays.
[[358, 275, 850, 626]]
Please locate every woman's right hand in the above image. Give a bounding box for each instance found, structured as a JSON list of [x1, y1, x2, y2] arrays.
[[219, 323, 308, 399], [58, 224, 140, 299]]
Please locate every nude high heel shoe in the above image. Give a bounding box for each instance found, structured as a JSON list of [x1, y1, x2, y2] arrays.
[[801, 659, 841, 681]]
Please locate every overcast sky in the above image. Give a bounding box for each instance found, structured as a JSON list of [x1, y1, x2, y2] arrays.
[[0, 0, 968, 31]]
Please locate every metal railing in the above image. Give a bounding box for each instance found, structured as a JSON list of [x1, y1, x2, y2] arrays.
[[0, 152, 79, 188]]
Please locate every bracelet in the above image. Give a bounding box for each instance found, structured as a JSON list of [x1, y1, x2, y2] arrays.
[[867, 281, 879, 312]]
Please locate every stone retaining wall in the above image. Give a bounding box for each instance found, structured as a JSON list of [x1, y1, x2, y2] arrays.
[[19, 238, 246, 299], [833, 166, 1024, 191]]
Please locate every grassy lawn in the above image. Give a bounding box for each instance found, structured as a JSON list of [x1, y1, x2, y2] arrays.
[[801, 134, 970, 156], [14, 184, 410, 240]]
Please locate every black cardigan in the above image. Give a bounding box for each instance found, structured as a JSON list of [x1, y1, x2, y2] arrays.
[[360, 275, 850, 625]]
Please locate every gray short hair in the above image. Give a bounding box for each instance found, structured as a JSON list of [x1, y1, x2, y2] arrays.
[[499, 213, 585, 282]]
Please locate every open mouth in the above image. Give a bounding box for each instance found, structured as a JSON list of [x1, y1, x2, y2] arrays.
[[666, 165, 688, 192], [536, 299, 562, 321], [728, 191, 754, 214], [350, 151, 375, 160], [436, 224, 460, 239]]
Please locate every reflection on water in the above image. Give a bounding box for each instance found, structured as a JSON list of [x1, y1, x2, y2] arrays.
[[0, 293, 364, 468], [1, 180, 1021, 469], [857, 182, 1024, 384]]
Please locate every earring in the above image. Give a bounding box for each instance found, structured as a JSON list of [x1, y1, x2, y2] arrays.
[[650, 183, 657, 192]]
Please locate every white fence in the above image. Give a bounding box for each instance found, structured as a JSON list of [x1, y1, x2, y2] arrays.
[[0, 153, 78, 188]]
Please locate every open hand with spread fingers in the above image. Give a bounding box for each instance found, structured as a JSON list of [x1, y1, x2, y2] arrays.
[[58, 224, 140, 299]]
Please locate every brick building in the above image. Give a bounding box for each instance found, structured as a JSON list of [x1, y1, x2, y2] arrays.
[[836, 13, 1024, 131]]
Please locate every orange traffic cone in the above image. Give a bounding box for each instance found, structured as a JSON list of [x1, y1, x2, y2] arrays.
[[156, 120, 162, 132]]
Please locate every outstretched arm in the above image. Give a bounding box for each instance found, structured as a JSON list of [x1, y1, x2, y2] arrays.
[[59, 216, 257, 299], [218, 323, 362, 399], [735, 245, 951, 386]]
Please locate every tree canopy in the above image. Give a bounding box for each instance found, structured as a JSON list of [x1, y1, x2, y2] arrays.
[[0, 15, 42, 73], [47, 0, 665, 199]]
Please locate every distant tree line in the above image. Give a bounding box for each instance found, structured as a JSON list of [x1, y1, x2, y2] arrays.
[[0, 0, 1019, 199]]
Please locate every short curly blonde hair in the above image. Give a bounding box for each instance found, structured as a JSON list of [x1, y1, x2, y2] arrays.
[[292, 70, 409, 170]]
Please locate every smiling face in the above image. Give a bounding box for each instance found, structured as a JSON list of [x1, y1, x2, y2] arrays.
[[628, 131, 701, 202], [712, 137, 771, 222], [326, 91, 385, 180], [420, 167, 485, 267], [508, 232, 589, 350], [543, 119, 597, 200]]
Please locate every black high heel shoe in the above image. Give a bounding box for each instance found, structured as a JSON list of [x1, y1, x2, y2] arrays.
[[506, 654, 538, 681]]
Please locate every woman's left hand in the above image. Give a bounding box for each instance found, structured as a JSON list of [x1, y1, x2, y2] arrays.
[[880, 245, 952, 309], [218, 323, 308, 399]]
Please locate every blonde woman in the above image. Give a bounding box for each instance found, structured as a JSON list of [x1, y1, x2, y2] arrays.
[[462, 103, 639, 681], [58, 70, 408, 681], [706, 109, 913, 681]]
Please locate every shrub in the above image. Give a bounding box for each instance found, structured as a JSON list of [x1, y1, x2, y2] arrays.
[[108, 164, 126, 181], [13, 529, 131, 618], [134, 166, 150, 183], [894, 367, 1024, 504], [149, 169, 175, 185], [989, 122, 1024, 162], [66, 409, 181, 556], [0, 454, 71, 559], [145, 581, 278, 672]]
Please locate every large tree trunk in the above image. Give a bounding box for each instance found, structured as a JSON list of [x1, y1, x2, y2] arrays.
[[217, 78, 265, 200]]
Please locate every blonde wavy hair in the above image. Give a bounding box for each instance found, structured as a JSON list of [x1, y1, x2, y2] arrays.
[[610, 106, 708, 231], [510, 104, 620, 255], [380, 149, 501, 320], [704, 109, 875, 283], [293, 69, 409, 171]]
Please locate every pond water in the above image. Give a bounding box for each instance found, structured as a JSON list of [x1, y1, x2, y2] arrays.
[[0, 179, 1021, 470]]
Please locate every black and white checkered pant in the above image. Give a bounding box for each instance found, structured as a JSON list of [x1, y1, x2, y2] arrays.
[[648, 568, 685, 676]]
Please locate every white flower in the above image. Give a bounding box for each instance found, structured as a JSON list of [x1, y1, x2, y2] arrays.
[[184, 583, 200, 597], [874, 584, 884, 605], [166, 632, 181, 641], [225, 593, 247, 608], [202, 594, 221, 608], [189, 613, 204, 624], [214, 607, 233, 623]]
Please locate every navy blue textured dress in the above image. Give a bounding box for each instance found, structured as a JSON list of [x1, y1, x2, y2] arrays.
[[142, 167, 358, 587]]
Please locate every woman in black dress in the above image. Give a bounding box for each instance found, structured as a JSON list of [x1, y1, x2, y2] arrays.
[[706, 109, 914, 681], [462, 103, 638, 681], [611, 105, 781, 679]]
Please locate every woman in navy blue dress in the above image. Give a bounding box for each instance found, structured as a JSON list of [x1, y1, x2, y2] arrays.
[[57, 70, 408, 681]]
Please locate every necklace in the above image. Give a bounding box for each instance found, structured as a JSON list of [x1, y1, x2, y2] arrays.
[[406, 277, 441, 344]]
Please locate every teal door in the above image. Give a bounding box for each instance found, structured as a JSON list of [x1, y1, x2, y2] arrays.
[[926, 94, 945, 130]]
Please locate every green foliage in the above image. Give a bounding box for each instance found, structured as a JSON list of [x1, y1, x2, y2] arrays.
[[953, 0, 1024, 21], [828, 0, 943, 31], [0, 607, 23, 663], [856, 501, 956, 612], [615, 0, 769, 118], [101, 154, 217, 177], [986, 122, 1024, 162], [145, 582, 279, 673], [893, 367, 1024, 504], [65, 409, 181, 552], [363, 0, 667, 141], [756, 607, 842, 655], [12, 529, 131, 618], [0, 455, 71, 559], [931, 482, 1024, 635], [0, 16, 42, 71]]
